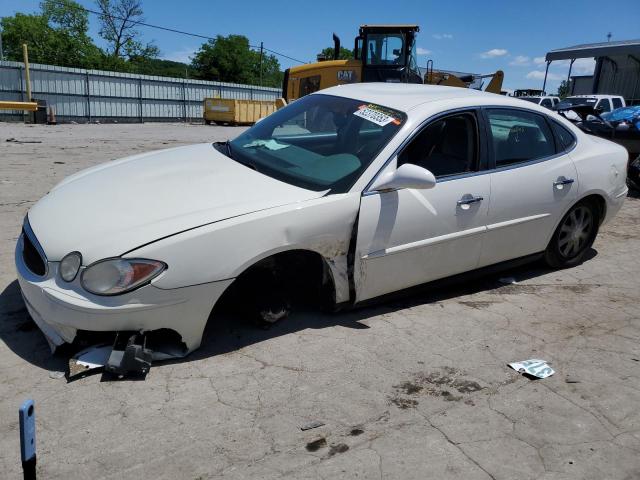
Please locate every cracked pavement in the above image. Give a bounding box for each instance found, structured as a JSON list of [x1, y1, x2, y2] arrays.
[[1, 123, 639, 479]]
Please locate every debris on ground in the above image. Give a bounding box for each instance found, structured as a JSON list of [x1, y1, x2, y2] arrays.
[[68, 344, 112, 381], [300, 420, 325, 431], [508, 359, 555, 379], [305, 438, 327, 452], [104, 333, 152, 379], [6, 138, 43, 144], [328, 443, 349, 457], [48, 371, 65, 379], [498, 277, 518, 285]]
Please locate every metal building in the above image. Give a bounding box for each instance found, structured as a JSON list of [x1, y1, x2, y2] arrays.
[[543, 39, 640, 105]]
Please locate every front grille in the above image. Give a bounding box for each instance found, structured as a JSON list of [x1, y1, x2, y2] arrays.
[[22, 229, 47, 276]]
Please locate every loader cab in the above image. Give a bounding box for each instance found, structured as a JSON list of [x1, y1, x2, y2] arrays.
[[355, 25, 423, 84]]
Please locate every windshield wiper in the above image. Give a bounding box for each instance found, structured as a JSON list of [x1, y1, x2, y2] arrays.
[[214, 140, 234, 159], [214, 140, 260, 172]]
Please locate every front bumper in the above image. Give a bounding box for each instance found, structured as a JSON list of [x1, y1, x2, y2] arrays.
[[15, 234, 233, 354]]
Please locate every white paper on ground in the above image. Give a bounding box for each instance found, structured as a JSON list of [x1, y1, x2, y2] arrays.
[[508, 359, 555, 379]]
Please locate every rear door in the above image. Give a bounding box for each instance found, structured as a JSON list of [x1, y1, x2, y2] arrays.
[[479, 108, 578, 267]]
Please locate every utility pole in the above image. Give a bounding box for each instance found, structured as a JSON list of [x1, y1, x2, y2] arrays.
[[259, 42, 264, 86], [0, 26, 4, 61], [23, 44, 32, 102]]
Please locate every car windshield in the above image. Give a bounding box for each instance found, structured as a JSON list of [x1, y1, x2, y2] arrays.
[[226, 94, 406, 193]]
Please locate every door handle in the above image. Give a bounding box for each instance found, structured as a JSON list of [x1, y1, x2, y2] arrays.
[[457, 195, 484, 206], [553, 177, 575, 188]]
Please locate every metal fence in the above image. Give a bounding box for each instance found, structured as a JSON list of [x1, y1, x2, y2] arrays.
[[0, 60, 281, 123]]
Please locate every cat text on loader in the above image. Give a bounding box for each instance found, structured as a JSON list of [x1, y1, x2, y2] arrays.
[[281, 24, 504, 102]]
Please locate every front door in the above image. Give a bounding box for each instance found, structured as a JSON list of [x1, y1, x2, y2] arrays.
[[355, 111, 490, 302]]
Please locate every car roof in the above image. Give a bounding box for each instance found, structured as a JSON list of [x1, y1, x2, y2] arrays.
[[568, 94, 622, 99], [315, 83, 529, 112]]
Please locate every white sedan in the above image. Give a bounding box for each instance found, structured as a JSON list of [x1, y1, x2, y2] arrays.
[[16, 83, 628, 358]]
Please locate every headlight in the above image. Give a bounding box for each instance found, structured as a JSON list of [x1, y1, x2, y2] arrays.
[[81, 258, 166, 296], [59, 251, 82, 282]]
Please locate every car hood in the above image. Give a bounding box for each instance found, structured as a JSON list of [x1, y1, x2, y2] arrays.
[[28, 143, 326, 263]]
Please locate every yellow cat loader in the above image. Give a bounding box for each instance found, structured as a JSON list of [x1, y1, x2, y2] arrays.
[[281, 25, 503, 101]]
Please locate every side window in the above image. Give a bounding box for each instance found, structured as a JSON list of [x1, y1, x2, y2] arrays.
[[398, 113, 478, 178], [596, 99, 611, 113], [553, 98, 560, 106], [612, 97, 623, 109], [551, 121, 576, 152], [486, 109, 556, 167], [541, 98, 553, 108], [299, 75, 321, 98]]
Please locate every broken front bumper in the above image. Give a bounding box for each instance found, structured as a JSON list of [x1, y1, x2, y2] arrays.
[[15, 234, 233, 354]]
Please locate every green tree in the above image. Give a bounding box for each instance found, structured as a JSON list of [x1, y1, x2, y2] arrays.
[[557, 80, 569, 99], [318, 46, 353, 60], [0, 0, 100, 68], [191, 35, 282, 87], [129, 57, 197, 78], [96, 0, 158, 63], [41, 0, 102, 67]]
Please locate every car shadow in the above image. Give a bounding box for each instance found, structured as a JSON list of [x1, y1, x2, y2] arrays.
[[170, 250, 598, 364], [0, 280, 69, 372], [0, 249, 598, 372]]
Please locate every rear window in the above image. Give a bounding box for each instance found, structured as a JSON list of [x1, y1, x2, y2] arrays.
[[486, 109, 556, 167]]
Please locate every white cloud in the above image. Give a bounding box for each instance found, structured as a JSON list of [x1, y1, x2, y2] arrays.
[[163, 47, 197, 64], [526, 70, 564, 81], [432, 33, 453, 40], [481, 48, 508, 58], [572, 58, 596, 75], [416, 47, 432, 55], [529, 57, 595, 75], [509, 55, 530, 66]]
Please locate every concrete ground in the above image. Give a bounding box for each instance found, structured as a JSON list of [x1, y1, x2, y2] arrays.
[[1, 122, 639, 480]]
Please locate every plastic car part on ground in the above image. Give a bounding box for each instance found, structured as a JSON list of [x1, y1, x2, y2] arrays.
[[67, 333, 163, 381], [508, 359, 555, 379]]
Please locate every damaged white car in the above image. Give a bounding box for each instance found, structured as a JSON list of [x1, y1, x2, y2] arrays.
[[16, 83, 628, 361]]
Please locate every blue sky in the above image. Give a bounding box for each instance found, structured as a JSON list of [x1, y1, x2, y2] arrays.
[[2, 0, 639, 92]]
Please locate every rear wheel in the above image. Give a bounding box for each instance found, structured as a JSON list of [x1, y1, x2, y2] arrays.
[[544, 200, 599, 268]]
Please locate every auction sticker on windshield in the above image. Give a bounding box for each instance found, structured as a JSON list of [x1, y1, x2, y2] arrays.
[[353, 104, 403, 127]]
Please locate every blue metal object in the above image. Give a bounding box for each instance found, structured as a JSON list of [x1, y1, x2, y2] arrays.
[[19, 399, 36, 463]]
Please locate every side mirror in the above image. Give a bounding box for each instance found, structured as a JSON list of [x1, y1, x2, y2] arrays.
[[370, 163, 437, 192]]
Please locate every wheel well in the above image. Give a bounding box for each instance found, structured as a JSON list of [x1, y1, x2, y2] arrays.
[[581, 194, 607, 225], [214, 250, 336, 314]]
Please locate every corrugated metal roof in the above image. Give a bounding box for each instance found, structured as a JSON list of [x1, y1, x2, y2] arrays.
[[546, 39, 640, 61]]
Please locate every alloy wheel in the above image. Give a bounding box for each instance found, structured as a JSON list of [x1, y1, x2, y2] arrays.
[[557, 205, 593, 258]]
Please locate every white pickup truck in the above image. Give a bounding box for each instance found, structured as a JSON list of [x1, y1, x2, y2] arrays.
[[558, 95, 626, 120], [519, 96, 561, 109]]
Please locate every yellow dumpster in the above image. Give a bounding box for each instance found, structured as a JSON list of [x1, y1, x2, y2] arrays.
[[203, 98, 278, 125]]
